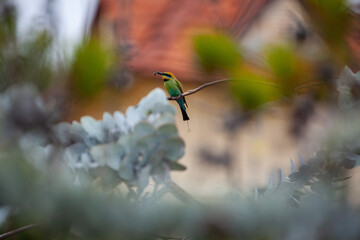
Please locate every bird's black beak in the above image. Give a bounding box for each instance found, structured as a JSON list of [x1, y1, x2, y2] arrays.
[[154, 71, 165, 76]]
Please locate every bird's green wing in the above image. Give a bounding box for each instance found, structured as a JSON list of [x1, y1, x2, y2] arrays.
[[175, 79, 184, 93], [175, 79, 188, 108]]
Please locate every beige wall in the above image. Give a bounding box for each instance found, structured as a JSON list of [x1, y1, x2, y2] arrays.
[[241, 0, 325, 62]]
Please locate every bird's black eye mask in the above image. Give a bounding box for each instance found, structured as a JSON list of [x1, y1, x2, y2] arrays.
[[163, 73, 171, 78], [154, 72, 172, 78]]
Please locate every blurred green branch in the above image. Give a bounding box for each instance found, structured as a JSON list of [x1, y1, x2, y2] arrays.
[[157, 235, 191, 240], [0, 223, 39, 239]]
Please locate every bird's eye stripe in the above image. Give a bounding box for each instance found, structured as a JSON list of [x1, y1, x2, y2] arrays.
[[164, 74, 171, 78]]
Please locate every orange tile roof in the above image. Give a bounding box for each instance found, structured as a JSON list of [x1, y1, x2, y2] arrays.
[[93, 0, 272, 81]]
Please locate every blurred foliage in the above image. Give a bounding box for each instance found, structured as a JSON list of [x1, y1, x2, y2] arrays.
[[193, 33, 333, 112], [265, 45, 311, 93], [304, 0, 351, 62], [230, 70, 281, 109], [72, 38, 114, 98], [194, 34, 241, 71], [0, 28, 53, 91], [0, 1, 16, 44], [192, 0, 356, 113]]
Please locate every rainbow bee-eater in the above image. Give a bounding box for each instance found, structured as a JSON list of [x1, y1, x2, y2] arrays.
[[155, 71, 189, 121]]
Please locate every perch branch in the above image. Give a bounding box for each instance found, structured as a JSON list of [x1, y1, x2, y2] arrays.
[[167, 78, 287, 100], [167, 77, 328, 101], [0, 224, 39, 239]]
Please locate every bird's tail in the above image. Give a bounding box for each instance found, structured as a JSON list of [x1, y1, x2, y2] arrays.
[[181, 108, 190, 121]]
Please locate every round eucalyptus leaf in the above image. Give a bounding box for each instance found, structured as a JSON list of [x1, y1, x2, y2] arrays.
[[102, 112, 115, 130], [64, 143, 87, 169], [153, 112, 175, 128], [80, 152, 98, 169], [157, 124, 178, 138], [119, 158, 135, 181], [137, 135, 158, 151], [151, 163, 171, 184], [159, 137, 185, 161], [137, 165, 151, 192], [137, 135, 159, 164], [90, 143, 124, 170], [80, 116, 105, 142], [114, 111, 128, 133], [53, 122, 72, 145], [134, 121, 155, 139], [70, 121, 91, 144], [151, 102, 176, 115], [125, 106, 141, 128]]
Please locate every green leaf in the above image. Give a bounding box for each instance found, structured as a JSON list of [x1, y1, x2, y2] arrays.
[[266, 45, 297, 80], [72, 38, 113, 98], [230, 71, 281, 109], [167, 161, 186, 171], [194, 34, 241, 71]]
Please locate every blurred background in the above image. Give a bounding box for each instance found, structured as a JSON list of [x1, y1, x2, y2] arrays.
[[2, 0, 360, 239], [10, 0, 360, 200]]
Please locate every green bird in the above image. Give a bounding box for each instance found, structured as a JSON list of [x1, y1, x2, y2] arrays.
[[155, 71, 189, 121]]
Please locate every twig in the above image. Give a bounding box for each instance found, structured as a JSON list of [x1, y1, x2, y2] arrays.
[[167, 78, 287, 101], [157, 235, 192, 240], [166, 181, 200, 205], [0, 224, 39, 239], [295, 82, 327, 91], [157, 236, 185, 240]]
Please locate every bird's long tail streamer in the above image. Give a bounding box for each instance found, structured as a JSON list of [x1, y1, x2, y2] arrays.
[[186, 120, 191, 133]]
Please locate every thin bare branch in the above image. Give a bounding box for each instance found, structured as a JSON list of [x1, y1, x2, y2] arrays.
[[295, 82, 327, 91], [156, 235, 192, 240], [166, 181, 201, 205], [0, 224, 39, 239], [157, 236, 185, 240], [167, 78, 287, 101]]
